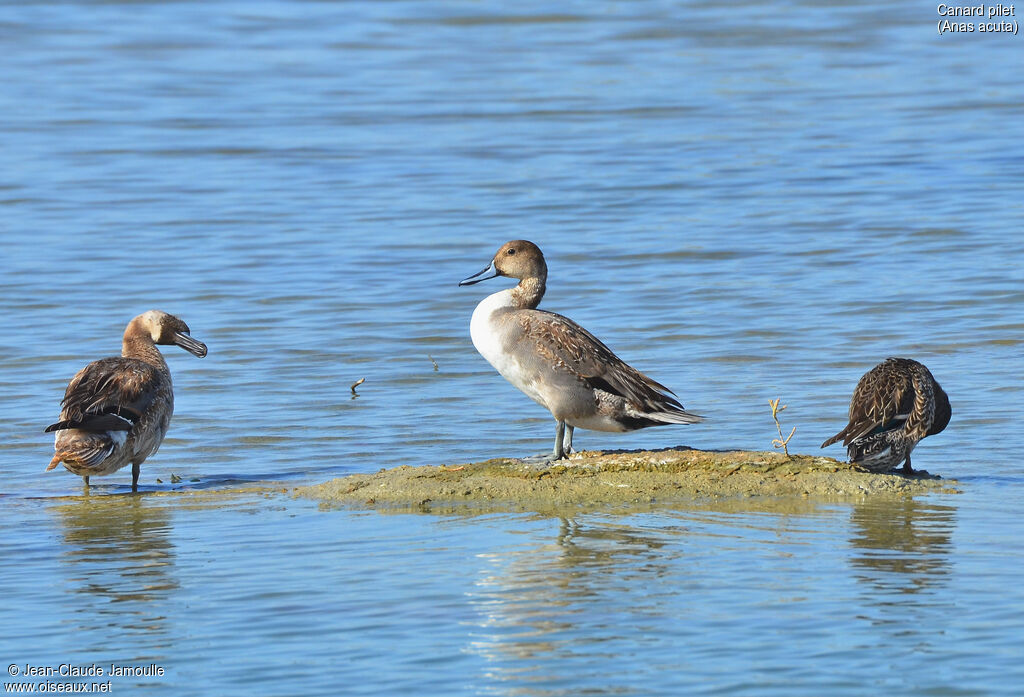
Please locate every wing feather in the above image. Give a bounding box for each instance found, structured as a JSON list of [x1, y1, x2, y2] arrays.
[[55, 357, 163, 429], [519, 310, 687, 412]]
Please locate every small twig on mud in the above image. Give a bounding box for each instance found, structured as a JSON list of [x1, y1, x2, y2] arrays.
[[769, 397, 796, 458]]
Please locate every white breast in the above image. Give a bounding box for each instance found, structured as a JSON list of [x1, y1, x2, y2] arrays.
[[470, 290, 548, 407]]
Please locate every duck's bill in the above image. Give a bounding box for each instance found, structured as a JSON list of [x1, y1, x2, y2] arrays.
[[174, 332, 208, 358], [459, 261, 499, 286]]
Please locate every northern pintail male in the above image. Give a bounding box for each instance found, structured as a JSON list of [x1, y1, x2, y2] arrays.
[[821, 357, 950, 475], [46, 310, 207, 490], [460, 240, 703, 461]]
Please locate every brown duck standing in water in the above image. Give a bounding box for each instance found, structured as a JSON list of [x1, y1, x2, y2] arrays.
[[46, 310, 207, 490], [821, 357, 951, 475]]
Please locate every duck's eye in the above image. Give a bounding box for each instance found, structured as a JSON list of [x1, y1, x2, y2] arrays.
[[507, 248, 516, 255]]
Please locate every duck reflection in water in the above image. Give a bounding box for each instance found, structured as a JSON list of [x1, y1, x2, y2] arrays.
[[848, 498, 955, 595], [53, 495, 177, 638], [466, 515, 671, 688]]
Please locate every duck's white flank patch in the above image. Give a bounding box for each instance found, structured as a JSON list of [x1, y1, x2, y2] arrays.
[[862, 446, 892, 463]]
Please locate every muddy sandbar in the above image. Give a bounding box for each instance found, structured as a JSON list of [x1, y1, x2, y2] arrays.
[[297, 447, 959, 512]]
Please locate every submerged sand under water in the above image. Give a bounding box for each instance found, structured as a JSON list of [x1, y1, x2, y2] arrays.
[[297, 447, 960, 512]]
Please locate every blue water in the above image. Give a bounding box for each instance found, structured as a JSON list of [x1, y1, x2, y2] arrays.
[[2, 1, 1023, 695]]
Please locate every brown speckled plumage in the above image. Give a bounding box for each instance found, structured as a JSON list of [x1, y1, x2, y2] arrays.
[[821, 357, 951, 474], [516, 310, 687, 419], [45, 310, 207, 489]]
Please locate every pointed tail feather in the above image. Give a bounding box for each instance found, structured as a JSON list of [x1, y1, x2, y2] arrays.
[[46, 454, 63, 471], [822, 421, 862, 448], [648, 408, 705, 425], [821, 432, 843, 449]]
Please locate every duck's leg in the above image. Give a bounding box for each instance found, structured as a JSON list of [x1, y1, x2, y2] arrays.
[[563, 425, 575, 456], [83, 475, 90, 489], [131, 462, 140, 492], [551, 420, 566, 461], [521, 421, 568, 464], [901, 454, 915, 476]]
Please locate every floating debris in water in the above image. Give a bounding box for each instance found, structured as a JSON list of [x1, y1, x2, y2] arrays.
[[170, 473, 182, 483], [351, 377, 365, 398], [428, 355, 439, 372]]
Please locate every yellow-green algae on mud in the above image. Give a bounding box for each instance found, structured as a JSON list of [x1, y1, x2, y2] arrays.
[[298, 447, 960, 510]]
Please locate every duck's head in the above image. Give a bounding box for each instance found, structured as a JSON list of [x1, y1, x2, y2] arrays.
[[134, 310, 208, 358], [459, 240, 547, 286]]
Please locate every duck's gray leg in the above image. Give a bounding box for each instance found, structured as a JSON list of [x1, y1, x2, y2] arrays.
[[901, 454, 914, 476], [552, 420, 566, 461], [563, 425, 575, 456], [520, 422, 569, 464], [83, 475, 90, 489], [131, 462, 140, 491]]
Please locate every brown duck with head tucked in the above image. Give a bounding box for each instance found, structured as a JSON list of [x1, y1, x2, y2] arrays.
[[821, 357, 950, 475], [46, 310, 207, 490], [459, 240, 703, 462]]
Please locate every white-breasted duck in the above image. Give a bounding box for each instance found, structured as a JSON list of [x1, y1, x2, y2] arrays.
[[821, 357, 950, 475], [46, 310, 207, 490], [459, 240, 703, 461]]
